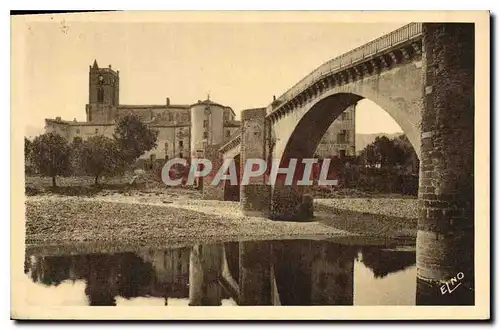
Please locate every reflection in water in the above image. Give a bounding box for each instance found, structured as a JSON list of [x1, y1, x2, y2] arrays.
[[360, 247, 415, 279], [25, 240, 416, 306]]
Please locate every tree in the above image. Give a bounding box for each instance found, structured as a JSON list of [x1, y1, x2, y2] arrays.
[[113, 114, 158, 165], [24, 137, 32, 158], [81, 135, 122, 185], [392, 134, 417, 165], [358, 135, 416, 169], [373, 136, 395, 167], [69, 136, 85, 175], [25, 137, 33, 173], [30, 132, 71, 187]]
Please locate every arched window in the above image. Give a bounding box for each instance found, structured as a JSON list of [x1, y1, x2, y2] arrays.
[[97, 88, 104, 103]]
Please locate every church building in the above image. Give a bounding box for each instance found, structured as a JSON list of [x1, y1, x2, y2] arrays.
[[45, 60, 355, 164]]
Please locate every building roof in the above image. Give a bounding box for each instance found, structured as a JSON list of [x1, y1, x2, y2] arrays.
[[118, 104, 190, 110], [45, 118, 114, 126], [45, 117, 191, 128], [191, 99, 225, 108], [190, 99, 237, 117]]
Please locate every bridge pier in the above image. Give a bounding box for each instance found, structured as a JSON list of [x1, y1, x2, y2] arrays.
[[416, 23, 475, 305], [270, 185, 313, 221], [202, 144, 225, 201], [240, 108, 271, 217], [239, 241, 272, 305], [188, 244, 223, 306]]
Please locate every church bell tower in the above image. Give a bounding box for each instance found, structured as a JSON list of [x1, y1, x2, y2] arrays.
[[86, 60, 120, 122]]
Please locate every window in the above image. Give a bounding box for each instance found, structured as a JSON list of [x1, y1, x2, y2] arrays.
[[167, 113, 173, 122], [337, 130, 347, 144], [95, 128, 99, 134], [179, 140, 183, 148], [179, 152, 183, 158], [97, 88, 104, 103], [203, 119, 208, 128], [203, 131, 208, 139], [76, 129, 80, 134], [226, 130, 231, 138], [341, 112, 348, 120], [164, 142, 169, 157], [339, 149, 346, 159], [175, 113, 180, 122]]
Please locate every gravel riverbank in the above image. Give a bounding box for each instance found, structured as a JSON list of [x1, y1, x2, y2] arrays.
[[314, 198, 417, 239], [25, 191, 419, 248], [315, 198, 418, 219], [25, 197, 350, 246]]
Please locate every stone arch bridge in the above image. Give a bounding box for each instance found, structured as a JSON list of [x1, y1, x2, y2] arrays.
[[206, 23, 474, 304]]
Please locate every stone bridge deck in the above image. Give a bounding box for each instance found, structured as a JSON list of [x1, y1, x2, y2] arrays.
[[267, 22, 422, 117]]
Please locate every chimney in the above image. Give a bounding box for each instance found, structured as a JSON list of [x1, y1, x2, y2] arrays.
[[56, 116, 61, 121], [273, 95, 276, 101], [108, 64, 112, 69], [166, 97, 170, 106]]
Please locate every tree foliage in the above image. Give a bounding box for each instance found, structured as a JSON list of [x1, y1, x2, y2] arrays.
[[358, 134, 417, 169], [30, 132, 72, 187], [113, 114, 158, 165], [24, 137, 32, 159], [69, 136, 85, 175], [80, 135, 123, 185]]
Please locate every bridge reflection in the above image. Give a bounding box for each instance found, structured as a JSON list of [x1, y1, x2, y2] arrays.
[[25, 240, 416, 306]]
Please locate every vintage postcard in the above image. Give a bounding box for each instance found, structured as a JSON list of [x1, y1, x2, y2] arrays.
[[11, 11, 490, 320]]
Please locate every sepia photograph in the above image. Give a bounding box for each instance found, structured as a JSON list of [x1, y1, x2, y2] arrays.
[[10, 10, 490, 320]]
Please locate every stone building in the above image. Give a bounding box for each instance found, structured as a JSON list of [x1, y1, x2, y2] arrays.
[[45, 60, 355, 163], [315, 104, 356, 159], [45, 60, 241, 164]]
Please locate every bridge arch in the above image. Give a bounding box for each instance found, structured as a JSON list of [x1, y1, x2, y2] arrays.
[[266, 42, 424, 220], [236, 23, 475, 305], [269, 90, 420, 220], [274, 91, 419, 163]]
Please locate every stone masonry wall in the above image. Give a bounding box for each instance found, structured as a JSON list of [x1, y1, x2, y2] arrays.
[[417, 23, 475, 305], [240, 108, 271, 217], [202, 144, 225, 201]]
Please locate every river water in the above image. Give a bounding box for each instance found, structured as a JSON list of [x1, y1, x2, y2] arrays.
[[23, 239, 416, 306]]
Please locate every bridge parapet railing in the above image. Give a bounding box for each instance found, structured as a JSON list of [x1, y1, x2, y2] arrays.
[[271, 23, 422, 111]]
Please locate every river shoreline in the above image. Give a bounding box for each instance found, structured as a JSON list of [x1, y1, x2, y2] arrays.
[[24, 191, 418, 249]]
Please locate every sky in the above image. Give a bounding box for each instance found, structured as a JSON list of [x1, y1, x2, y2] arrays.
[[17, 14, 405, 137]]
